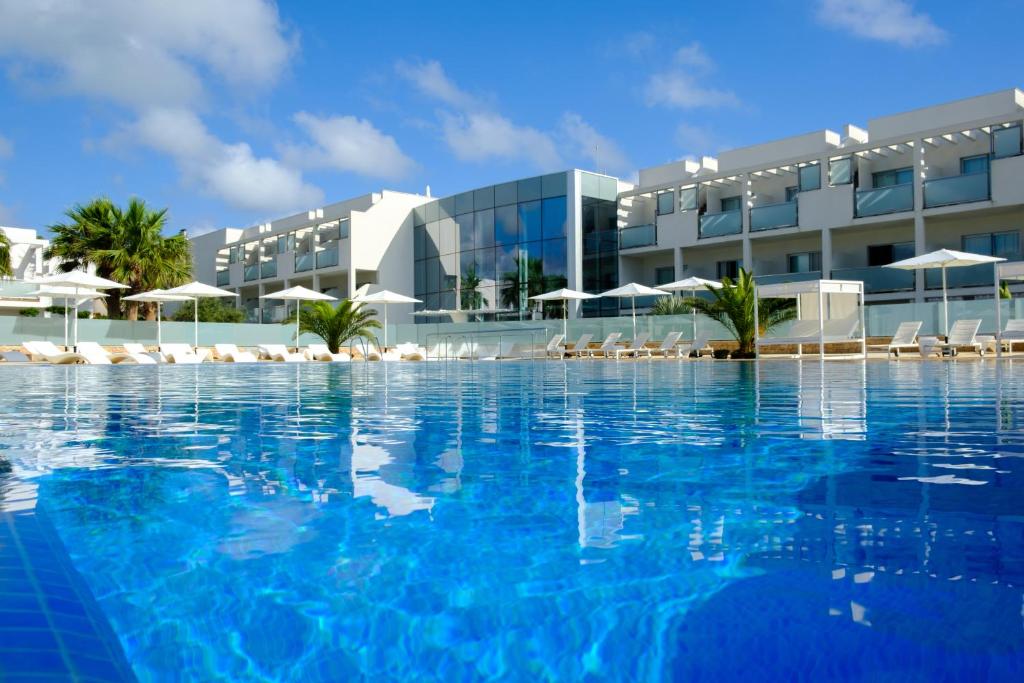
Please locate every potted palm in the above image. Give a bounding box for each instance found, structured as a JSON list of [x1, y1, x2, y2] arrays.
[[282, 299, 380, 354], [683, 268, 796, 358]]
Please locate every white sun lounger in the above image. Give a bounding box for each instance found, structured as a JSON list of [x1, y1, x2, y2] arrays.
[[77, 341, 156, 365], [757, 316, 859, 352], [563, 334, 594, 358], [22, 341, 92, 365], [123, 343, 164, 363], [395, 343, 425, 361], [306, 343, 351, 362], [997, 319, 1024, 352], [214, 343, 257, 363], [545, 333, 566, 359], [584, 332, 623, 358], [644, 331, 683, 358], [160, 343, 207, 364], [677, 332, 714, 358], [886, 321, 923, 358], [920, 319, 984, 357], [612, 332, 650, 359], [258, 344, 306, 362]]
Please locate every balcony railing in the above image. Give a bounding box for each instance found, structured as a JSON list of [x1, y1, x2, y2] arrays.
[[216, 270, 229, 286], [925, 263, 999, 290], [831, 266, 915, 294], [699, 210, 742, 238], [923, 171, 990, 208], [295, 252, 314, 272], [755, 271, 821, 287], [244, 308, 260, 324], [855, 183, 914, 218], [261, 260, 277, 279], [749, 201, 797, 232], [261, 305, 287, 324], [243, 264, 260, 282], [316, 246, 339, 269], [619, 224, 657, 249]]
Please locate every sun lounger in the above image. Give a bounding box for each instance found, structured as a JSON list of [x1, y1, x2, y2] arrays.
[[563, 334, 594, 358], [676, 332, 715, 358], [395, 343, 425, 361], [122, 343, 163, 363], [886, 321, 922, 358], [214, 343, 257, 363], [306, 343, 351, 362], [544, 334, 566, 359], [920, 319, 984, 357], [642, 331, 683, 358], [584, 332, 623, 358], [160, 343, 207, 364], [77, 341, 156, 365], [997, 319, 1024, 352], [258, 344, 306, 362], [22, 341, 94, 365], [756, 316, 860, 352], [612, 333, 651, 359]]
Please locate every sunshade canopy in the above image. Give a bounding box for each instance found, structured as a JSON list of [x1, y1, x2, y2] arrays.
[[530, 288, 599, 302], [656, 277, 723, 292], [164, 281, 238, 297], [260, 286, 336, 301], [885, 248, 1005, 270], [352, 289, 420, 304], [28, 286, 107, 300], [123, 289, 194, 303], [757, 279, 863, 298], [600, 283, 668, 298], [38, 271, 128, 289]]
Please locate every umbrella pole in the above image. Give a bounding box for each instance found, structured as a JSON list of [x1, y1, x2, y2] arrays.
[[563, 300, 568, 341], [73, 298, 79, 350], [384, 304, 388, 350], [295, 306, 301, 353], [157, 303, 162, 346], [691, 287, 697, 340], [632, 296, 637, 341], [64, 300, 68, 350], [193, 297, 199, 349], [941, 266, 949, 338]]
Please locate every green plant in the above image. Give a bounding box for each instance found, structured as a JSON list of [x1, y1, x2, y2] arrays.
[[19, 308, 39, 317], [172, 298, 245, 324], [282, 299, 380, 353], [77, 310, 91, 319], [650, 296, 691, 316], [0, 230, 12, 278], [460, 266, 484, 310], [1000, 282, 1013, 300], [46, 305, 69, 314], [683, 268, 797, 356]]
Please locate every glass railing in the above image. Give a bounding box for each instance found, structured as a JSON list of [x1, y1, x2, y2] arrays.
[[699, 210, 742, 238], [295, 252, 314, 272], [622, 295, 663, 310], [755, 271, 821, 286], [261, 306, 287, 324], [261, 260, 277, 279], [831, 266, 915, 293], [749, 201, 797, 232], [216, 270, 229, 286], [244, 308, 260, 324], [316, 246, 339, 269], [925, 263, 998, 290], [243, 264, 260, 282], [923, 172, 989, 208], [619, 224, 656, 249], [855, 183, 914, 217]]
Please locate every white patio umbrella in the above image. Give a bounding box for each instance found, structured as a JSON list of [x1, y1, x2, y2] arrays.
[[260, 286, 336, 351], [656, 276, 723, 340], [529, 288, 599, 340], [885, 249, 1005, 336], [123, 290, 194, 346], [351, 289, 421, 350], [163, 281, 239, 348], [599, 283, 669, 340], [38, 271, 129, 348], [26, 286, 107, 349]]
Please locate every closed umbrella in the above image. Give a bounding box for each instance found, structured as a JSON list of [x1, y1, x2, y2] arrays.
[[260, 286, 337, 352], [529, 288, 599, 340], [26, 286, 107, 349], [599, 283, 669, 340], [351, 289, 421, 349], [38, 271, 129, 348], [656, 276, 723, 340], [885, 249, 1004, 336], [163, 281, 239, 348], [123, 290, 195, 346]]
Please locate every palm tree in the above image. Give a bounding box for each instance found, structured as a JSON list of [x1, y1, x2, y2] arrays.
[[282, 299, 380, 353], [650, 296, 691, 316], [683, 268, 796, 356], [460, 265, 484, 310], [0, 230, 12, 278]]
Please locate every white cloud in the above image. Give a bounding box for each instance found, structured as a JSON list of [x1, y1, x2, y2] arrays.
[[285, 112, 414, 179], [675, 123, 717, 156], [395, 59, 479, 110], [673, 42, 713, 70], [644, 72, 739, 109], [123, 108, 322, 214], [0, 0, 294, 108], [441, 112, 562, 170], [0, 134, 12, 159], [622, 32, 656, 60], [816, 0, 946, 47], [560, 113, 629, 174], [0, 201, 14, 224]]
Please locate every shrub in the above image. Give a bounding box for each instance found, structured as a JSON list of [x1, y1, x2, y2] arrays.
[[172, 298, 245, 324], [77, 310, 91, 319], [19, 308, 39, 317]]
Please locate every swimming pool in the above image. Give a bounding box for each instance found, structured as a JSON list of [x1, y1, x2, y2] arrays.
[[1, 361, 1022, 681]]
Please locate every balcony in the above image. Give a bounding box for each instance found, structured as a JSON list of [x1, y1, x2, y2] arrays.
[[749, 201, 797, 232], [925, 263, 997, 290], [855, 183, 914, 218], [755, 271, 821, 287], [295, 252, 314, 273], [923, 171, 989, 208], [216, 269, 229, 286], [316, 246, 339, 269], [831, 266, 915, 294], [261, 260, 277, 279], [699, 210, 742, 238], [243, 264, 260, 282], [619, 224, 657, 249]]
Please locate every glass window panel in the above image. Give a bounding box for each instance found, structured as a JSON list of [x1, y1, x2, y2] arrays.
[[414, 224, 425, 260], [494, 205, 518, 245], [439, 290, 456, 310], [425, 221, 440, 259], [473, 186, 494, 210], [228, 246, 238, 264], [542, 238, 567, 280], [439, 217, 456, 255], [475, 247, 496, 283], [656, 191, 674, 215], [960, 154, 990, 175], [542, 172, 567, 198], [425, 292, 439, 310], [517, 176, 542, 202], [600, 176, 618, 201], [785, 186, 799, 202], [473, 208, 495, 249], [496, 243, 518, 283], [992, 125, 1022, 159], [962, 234, 991, 255], [541, 196, 567, 239], [478, 285, 497, 310], [414, 262, 426, 296], [439, 196, 455, 220], [720, 196, 741, 212], [426, 257, 440, 292], [518, 200, 542, 243], [893, 242, 915, 261], [993, 231, 1020, 258], [798, 163, 821, 191], [679, 187, 698, 211], [455, 191, 474, 215], [829, 157, 852, 185], [441, 252, 458, 290], [581, 172, 601, 198], [459, 246, 476, 278], [425, 201, 439, 223], [873, 167, 913, 187], [457, 213, 474, 253], [494, 181, 517, 206], [413, 204, 427, 227], [655, 266, 674, 285]]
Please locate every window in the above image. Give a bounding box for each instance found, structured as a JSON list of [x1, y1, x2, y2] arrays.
[[656, 191, 674, 215], [720, 196, 741, 212], [474, 209, 495, 249], [962, 230, 1020, 259], [716, 259, 741, 279], [788, 251, 821, 273], [679, 186, 698, 211], [873, 167, 913, 188], [798, 163, 821, 191], [228, 246, 238, 264], [541, 196, 567, 239], [455, 191, 474, 215], [655, 266, 675, 285], [829, 156, 853, 186], [784, 186, 799, 202], [992, 124, 1022, 159], [457, 213, 475, 253], [960, 154, 990, 175], [518, 200, 542, 243], [494, 205, 518, 245], [867, 242, 914, 267]]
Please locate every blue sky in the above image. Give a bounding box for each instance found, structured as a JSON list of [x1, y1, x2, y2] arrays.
[[0, 0, 1021, 236]]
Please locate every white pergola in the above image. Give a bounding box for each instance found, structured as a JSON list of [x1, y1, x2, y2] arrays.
[[994, 261, 1024, 358], [754, 279, 866, 360]]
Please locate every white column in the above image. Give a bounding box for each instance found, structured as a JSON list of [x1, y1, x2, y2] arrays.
[[821, 228, 832, 279], [567, 171, 584, 319], [742, 238, 753, 273], [913, 140, 927, 303], [674, 247, 684, 281]]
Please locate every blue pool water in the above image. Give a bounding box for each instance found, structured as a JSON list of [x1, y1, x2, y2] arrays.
[[0, 360, 1023, 681]]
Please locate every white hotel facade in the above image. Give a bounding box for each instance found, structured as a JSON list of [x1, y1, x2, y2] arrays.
[[191, 88, 1024, 323]]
